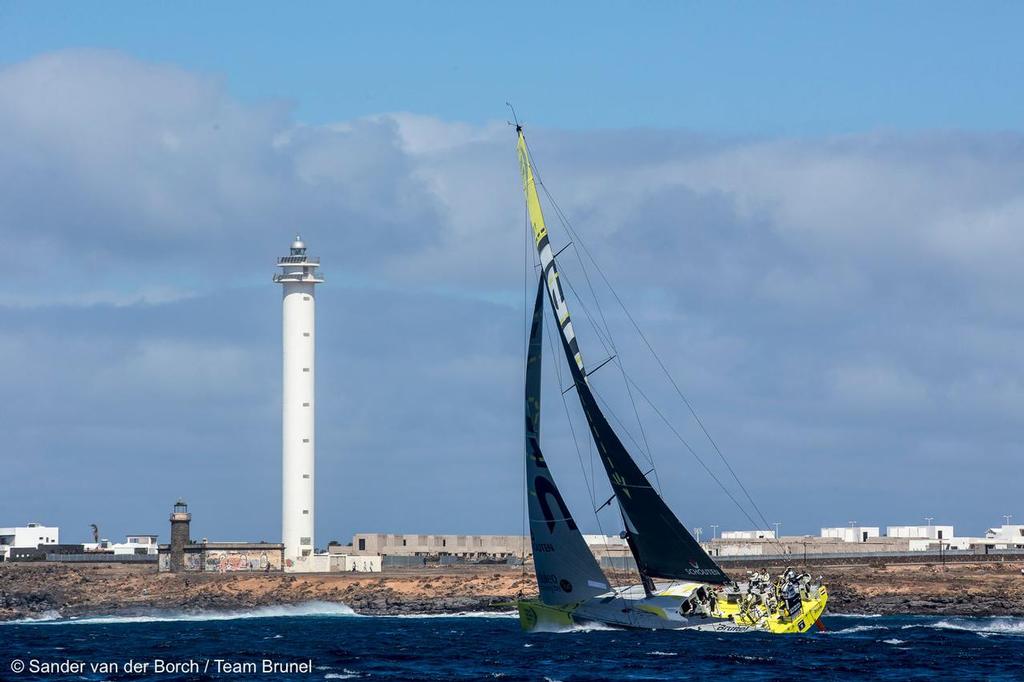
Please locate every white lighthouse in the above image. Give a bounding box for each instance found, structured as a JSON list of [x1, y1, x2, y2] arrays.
[[274, 235, 323, 567]]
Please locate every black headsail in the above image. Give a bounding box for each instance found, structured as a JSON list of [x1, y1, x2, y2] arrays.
[[516, 127, 728, 587], [525, 278, 610, 605], [553, 317, 728, 585]]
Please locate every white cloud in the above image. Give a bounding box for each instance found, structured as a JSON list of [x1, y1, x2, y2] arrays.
[[2, 50, 1023, 538]]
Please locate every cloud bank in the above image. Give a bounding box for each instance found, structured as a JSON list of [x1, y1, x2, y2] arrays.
[[1, 50, 1021, 542]]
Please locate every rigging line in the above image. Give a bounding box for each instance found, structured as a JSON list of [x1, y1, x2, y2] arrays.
[[622, 374, 785, 555], [523, 135, 631, 618], [557, 265, 665, 496], [588, 384, 654, 469], [614, 355, 662, 494], [543, 190, 615, 346], [543, 296, 599, 509], [543, 299, 633, 603], [556, 267, 616, 359], [537, 261, 632, 601], [523, 136, 616, 346], [525, 142, 723, 599], [536, 197, 663, 494], [534, 177, 781, 548]]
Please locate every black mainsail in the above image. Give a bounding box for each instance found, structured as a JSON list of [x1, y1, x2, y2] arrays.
[[525, 279, 610, 605], [517, 127, 728, 586]]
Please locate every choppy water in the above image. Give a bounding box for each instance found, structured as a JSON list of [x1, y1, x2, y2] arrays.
[[3, 603, 1023, 680]]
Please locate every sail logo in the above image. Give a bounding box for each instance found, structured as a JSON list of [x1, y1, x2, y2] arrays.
[[686, 559, 723, 577], [534, 475, 579, 533]]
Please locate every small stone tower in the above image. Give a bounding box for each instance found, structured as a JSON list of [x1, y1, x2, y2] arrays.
[[169, 499, 191, 572]]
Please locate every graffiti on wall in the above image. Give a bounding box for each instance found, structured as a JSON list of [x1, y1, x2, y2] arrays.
[[203, 550, 281, 572], [161, 548, 283, 572], [159, 552, 204, 572]]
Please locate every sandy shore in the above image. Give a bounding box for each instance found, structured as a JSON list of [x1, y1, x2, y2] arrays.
[[2, 560, 1022, 622]]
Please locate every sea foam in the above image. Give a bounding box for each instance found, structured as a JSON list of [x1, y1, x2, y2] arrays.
[[826, 624, 888, 635], [922, 617, 1024, 636], [390, 611, 517, 619], [6, 601, 358, 625]]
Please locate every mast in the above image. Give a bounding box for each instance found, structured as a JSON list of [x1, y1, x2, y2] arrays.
[[516, 127, 728, 586]]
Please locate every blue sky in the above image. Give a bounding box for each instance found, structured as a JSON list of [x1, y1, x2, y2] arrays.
[[1, 3, 1022, 546], [3, 2, 1024, 133]]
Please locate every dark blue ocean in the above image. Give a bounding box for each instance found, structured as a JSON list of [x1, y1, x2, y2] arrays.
[[3, 604, 1023, 681]]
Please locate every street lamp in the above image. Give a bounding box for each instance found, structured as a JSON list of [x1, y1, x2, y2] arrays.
[[773, 522, 782, 538], [694, 527, 703, 543], [711, 524, 719, 540], [925, 517, 934, 527], [1004, 514, 1014, 526]]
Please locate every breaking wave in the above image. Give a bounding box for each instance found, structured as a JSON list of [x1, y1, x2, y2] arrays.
[[903, 617, 1024, 636], [7, 601, 358, 625], [826, 625, 888, 635], [523, 619, 621, 634], [390, 611, 517, 619]]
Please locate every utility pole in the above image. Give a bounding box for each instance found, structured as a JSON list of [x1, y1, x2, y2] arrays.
[[773, 522, 781, 538]]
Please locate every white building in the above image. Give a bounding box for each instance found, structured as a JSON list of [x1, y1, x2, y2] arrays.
[[821, 526, 880, 543], [907, 536, 977, 551], [0, 523, 59, 560], [330, 553, 383, 573], [275, 236, 324, 569], [582, 534, 628, 548], [721, 530, 776, 540], [984, 525, 1024, 549], [112, 535, 160, 555], [887, 525, 954, 541]]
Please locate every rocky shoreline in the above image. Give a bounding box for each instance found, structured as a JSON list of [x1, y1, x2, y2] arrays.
[[2, 560, 1022, 622]]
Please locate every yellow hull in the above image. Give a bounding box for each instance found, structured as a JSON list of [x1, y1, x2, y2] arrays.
[[517, 585, 828, 634], [517, 600, 577, 631]]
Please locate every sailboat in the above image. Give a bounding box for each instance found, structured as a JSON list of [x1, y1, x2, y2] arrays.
[[514, 124, 828, 633]]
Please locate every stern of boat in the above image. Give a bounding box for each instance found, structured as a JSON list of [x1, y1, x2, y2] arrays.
[[763, 584, 829, 634]]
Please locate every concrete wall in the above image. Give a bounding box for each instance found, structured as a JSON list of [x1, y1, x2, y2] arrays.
[[705, 535, 911, 558], [158, 544, 284, 572], [330, 554, 382, 572], [349, 533, 529, 558]]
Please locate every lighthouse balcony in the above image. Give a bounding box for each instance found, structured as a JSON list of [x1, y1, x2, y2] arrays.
[[274, 271, 325, 283]]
